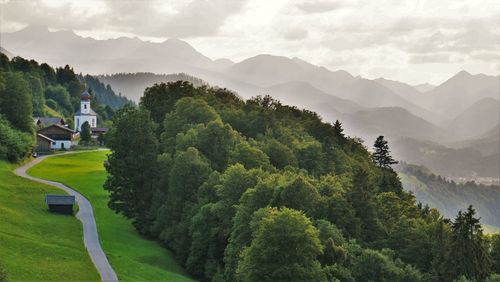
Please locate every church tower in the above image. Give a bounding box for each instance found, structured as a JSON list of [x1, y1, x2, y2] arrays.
[[74, 91, 97, 132]]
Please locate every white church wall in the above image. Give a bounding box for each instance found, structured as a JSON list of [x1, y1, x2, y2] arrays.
[[75, 115, 97, 131]]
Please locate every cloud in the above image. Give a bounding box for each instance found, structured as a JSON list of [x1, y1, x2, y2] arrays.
[[282, 28, 308, 40], [409, 53, 451, 64], [1, 0, 498, 84], [295, 1, 342, 14], [0, 0, 248, 38]]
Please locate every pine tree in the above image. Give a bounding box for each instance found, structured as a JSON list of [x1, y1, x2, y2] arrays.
[[372, 136, 398, 168], [443, 205, 491, 281], [333, 120, 344, 139]]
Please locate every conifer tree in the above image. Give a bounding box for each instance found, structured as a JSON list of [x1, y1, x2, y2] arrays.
[[372, 136, 398, 168], [443, 205, 491, 281], [333, 120, 344, 139]]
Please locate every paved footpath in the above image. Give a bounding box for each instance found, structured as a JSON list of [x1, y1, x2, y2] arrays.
[[15, 152, 118, 282]]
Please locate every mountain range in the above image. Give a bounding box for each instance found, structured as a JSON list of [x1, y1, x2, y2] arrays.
[[1, 25, 499, 179]]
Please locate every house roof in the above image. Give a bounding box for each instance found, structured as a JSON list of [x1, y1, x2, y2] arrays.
[[37, 133, 55, 143], [45, 194, 75, 205], [38, 123, 76, 134], [34, 117, 64, 126], [75, 108, 97, 116]]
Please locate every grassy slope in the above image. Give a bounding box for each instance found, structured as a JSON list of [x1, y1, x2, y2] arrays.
[[0, 161, 99, 281], [28, 151, 192, 282]]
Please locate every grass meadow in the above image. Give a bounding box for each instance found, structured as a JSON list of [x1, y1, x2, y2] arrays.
[[0, 161, 98, 281], [28, 151, 192, 281]]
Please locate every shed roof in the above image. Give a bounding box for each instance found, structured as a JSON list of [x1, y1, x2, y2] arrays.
[[45, 194, 75, 205]]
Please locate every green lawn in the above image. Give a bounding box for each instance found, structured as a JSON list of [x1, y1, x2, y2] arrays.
[[28, 151, 192, 282], [0, 161, 99, 281]]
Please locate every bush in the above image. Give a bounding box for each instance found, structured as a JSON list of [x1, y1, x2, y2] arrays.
[[0, 115, 34, 162]]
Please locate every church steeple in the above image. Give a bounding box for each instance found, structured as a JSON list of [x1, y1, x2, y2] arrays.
[[74, 91, 97, 132], [80, 91, 92, 114]]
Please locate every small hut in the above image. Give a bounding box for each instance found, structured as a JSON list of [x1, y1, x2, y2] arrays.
[[45, 194, 75, 215]]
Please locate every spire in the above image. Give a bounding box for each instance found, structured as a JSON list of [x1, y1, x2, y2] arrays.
[[81, 91, 92, 101]]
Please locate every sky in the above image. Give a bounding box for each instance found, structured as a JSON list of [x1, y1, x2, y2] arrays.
[[1, 0, 499, 85]]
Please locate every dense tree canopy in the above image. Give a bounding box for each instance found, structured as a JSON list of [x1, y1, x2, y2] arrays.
[[104, 81, 499, 281]]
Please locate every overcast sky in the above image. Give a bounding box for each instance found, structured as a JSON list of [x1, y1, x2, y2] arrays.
[[1, 0, 499, 85]]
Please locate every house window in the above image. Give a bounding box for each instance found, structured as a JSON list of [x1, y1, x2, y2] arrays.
[[92, 119, 95, 127], [76, 118, 79, 129], [84, 104, 87, 109]]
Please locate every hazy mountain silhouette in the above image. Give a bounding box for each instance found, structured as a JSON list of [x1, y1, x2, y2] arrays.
[[424, 71, 500, 118], [413, 83, 435, 93], [341, 107, 451, 143], [267, 81, 363, 115], [0, 46, 13, 58], [447, 98, 500, 139], [0, 25, 214, 74]]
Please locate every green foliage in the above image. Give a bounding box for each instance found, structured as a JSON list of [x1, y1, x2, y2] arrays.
[[229, 141, 270, 169], [45, 85, 72, 114], [0, 72, 33, 133], [103, 81, 496, 281], [237, 207, 326, 282], [352, 248, 423, 282], [443, 205, 492, 281], [491, 234, 500, 274], [24, 73, 45, 116], [0, 116, 34, 162], [81, 74, 132, 109], [262, 138, 297, 169], [104, 106, 158, 230], [80, 121, 91, 143], [372, 136, 398, 168]]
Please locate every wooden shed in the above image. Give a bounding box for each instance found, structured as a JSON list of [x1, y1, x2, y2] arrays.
[[36, 133, 55, 152], [45, 194, 75, 215]]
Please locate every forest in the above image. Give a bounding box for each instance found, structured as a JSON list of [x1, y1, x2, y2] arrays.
[[0, 53, 132, 162], [398, 163, 500, 228], [104, 81, 500, 281]]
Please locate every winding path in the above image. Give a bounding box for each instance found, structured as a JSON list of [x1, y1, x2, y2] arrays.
[[15, 153, 118, 282]]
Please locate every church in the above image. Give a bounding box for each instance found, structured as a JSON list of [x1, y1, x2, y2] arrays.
[[74, 91, 97, 131]]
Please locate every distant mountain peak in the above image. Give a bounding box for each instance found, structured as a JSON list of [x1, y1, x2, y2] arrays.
[[19, 24, 50, 33]]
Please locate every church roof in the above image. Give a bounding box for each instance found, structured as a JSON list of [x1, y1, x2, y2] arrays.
[[81, 91, 92, 100], [75, 108, 97, 116]]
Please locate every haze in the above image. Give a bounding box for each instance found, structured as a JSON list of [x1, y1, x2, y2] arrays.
[[1, 0, 499, 85]]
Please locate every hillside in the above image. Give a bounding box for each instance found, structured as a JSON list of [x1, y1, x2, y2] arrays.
[[392, 138, 500, 178], [0, 161, 99, 280], [27, 151, 192, 281], [398, 163, 500, 227]]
